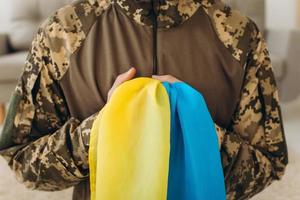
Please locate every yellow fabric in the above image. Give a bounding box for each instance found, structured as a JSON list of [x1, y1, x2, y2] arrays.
[[89, 78, 171, 200]]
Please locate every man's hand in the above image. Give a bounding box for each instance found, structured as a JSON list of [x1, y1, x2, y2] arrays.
[[152, 75, 182, 83], [154, 74, 223, 148], [108, 72, 222, 148], [107, 67, 136, 101], [108, 71, 182, 101]]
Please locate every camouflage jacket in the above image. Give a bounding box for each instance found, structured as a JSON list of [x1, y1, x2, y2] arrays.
[[0, 0, 288, 199]]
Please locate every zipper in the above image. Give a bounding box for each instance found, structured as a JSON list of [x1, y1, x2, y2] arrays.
[[150, 0, 158, 75]]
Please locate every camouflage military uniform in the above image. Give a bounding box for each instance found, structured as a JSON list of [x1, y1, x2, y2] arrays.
[[0, 0, 288, 199]]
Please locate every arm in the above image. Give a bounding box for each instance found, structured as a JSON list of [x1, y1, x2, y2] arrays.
[[1, 115, 97, 191], [216, 21, 288, 200], [0, 26, 97, 191], [0, 22, 137, 190]]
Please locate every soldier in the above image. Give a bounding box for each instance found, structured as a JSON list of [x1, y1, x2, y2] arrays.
[[0, 0, 288, 200]]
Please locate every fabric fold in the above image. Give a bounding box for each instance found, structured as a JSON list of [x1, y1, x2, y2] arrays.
[[163, 82, 226, 200], [89, 78, 171, 200], [89, 78, 225, 200]]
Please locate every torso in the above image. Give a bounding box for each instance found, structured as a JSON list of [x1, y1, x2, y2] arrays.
[[60, 4, 244, 128]]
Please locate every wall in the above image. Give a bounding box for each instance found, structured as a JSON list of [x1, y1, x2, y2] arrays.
[[0, 0, 12, 32], [266, 0, 297, 30]]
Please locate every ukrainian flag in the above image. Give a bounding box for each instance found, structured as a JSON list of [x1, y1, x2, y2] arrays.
[[89, 78, 225, 200]]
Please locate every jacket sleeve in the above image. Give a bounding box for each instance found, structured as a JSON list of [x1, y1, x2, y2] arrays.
[[0, 25, 97, 191], [215, 22, 288, 200]]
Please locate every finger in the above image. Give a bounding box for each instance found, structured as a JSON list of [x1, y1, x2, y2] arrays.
[[113, 67, 136, 87], [152, 75, 169, 82], [108, 68, 136, 101], [152, 75, 181, 83]]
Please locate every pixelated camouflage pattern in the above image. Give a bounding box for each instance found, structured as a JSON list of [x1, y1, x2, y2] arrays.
[[0, 0, 287, 199], [115, 0, 251, 62], [0, 0, 111, 191], [116, 0, 201, 28], [200, 0, 251, 62], [215, 19, 288, 200]]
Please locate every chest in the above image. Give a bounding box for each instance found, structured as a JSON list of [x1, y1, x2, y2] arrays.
[[60, 7, 244, 127]]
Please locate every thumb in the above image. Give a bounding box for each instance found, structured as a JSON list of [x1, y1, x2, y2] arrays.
[[123, 67, 136, 81], [113, 67, 136, 87]]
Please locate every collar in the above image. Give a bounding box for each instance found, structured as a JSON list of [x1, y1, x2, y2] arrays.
[[114, 0, 202, 29]]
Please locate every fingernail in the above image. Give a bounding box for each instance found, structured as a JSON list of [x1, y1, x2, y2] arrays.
[[130, 67, 136, 72]]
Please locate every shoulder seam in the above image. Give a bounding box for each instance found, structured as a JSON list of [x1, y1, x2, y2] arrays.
[[200, 0, 252, 65], [39, 0, 112, 80]]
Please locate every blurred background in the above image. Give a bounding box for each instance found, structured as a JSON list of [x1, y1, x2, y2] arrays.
[[0, 0, 299, 199]]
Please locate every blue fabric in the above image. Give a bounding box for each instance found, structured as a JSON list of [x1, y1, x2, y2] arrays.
[[163, 82, 226, 200]]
